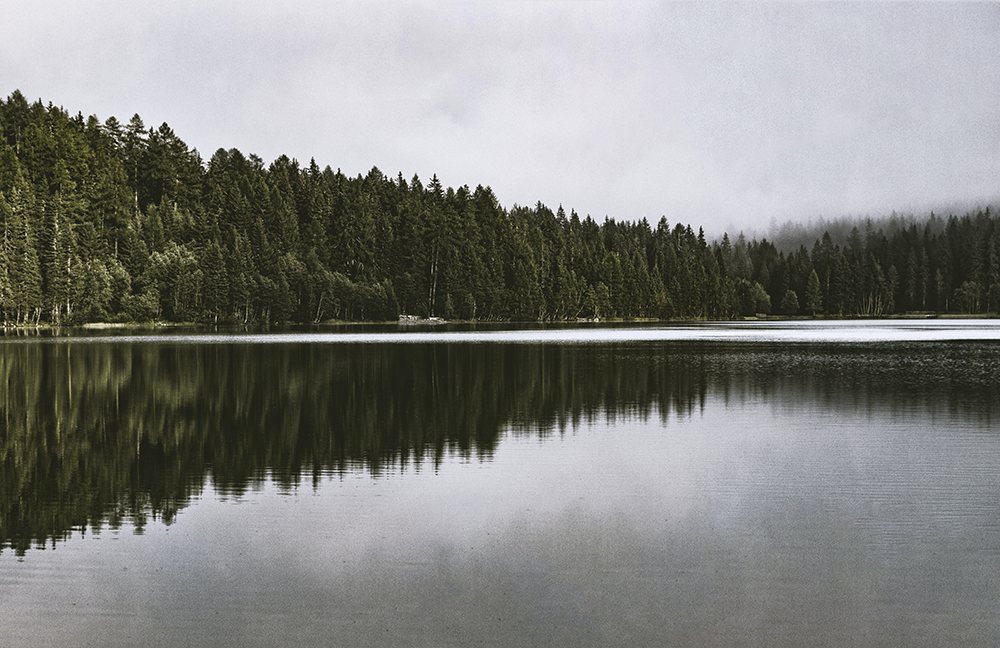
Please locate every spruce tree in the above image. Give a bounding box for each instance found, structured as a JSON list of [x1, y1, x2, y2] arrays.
[[804, 269, 823, 316], [781, 289, 799, 316]]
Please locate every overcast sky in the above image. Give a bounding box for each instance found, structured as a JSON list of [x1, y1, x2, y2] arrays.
[[4, 1, 999, 235]]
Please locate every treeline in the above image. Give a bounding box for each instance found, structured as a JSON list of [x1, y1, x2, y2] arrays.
[[731, 209, 1000, 317], [0, 90, 997, 324]]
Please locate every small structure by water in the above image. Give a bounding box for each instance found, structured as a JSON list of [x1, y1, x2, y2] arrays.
[[398, 315, 447, 325]]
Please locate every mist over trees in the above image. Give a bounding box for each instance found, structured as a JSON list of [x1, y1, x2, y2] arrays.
[[1, 90, 997, 324]]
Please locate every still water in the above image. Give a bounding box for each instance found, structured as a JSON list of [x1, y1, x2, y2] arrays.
[[2, 321, 1000, 647]]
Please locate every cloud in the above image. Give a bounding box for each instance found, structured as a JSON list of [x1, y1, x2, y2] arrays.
[[3, 1, 999, 234]]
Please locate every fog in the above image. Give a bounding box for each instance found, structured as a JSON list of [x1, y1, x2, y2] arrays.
[[4, 1, 999, 235]]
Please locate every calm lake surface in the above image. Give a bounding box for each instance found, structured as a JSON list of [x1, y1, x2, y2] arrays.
[[2, 320, 1000, 647]]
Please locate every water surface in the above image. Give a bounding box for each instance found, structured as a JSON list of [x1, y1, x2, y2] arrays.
[[2, 321, 999, 646]]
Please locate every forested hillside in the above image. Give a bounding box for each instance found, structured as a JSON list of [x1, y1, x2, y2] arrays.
[[0, 90, 997, 325]]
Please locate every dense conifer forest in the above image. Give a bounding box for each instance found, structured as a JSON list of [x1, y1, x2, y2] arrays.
[[0, 90, 997, 325]]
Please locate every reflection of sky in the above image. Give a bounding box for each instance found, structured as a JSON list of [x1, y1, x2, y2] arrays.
[[15, 320, 1000, 347], [4, 397, 999, 646]]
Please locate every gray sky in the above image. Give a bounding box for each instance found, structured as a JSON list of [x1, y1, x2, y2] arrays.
[[4, 1, 999, 235]]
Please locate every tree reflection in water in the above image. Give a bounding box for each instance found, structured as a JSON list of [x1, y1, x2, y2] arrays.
[[2, 335, 999, 555]]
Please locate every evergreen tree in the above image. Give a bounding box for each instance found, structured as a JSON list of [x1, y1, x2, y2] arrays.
[[804, 269, 822, 316], [6, 190, 43, 324], [780, 289, 799, 316]]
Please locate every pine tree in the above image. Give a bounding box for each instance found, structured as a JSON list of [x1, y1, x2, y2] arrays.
[[781, 289, 799, 316], [7, 191, 43, 324], [200, 238, 229, 323], [804, 269, 822, 316], [123, 114, 147, 217]]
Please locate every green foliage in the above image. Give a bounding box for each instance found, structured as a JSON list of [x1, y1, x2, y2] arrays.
[[1, 90, 997, 324], [804, 269, 822, 316], [734, 279, 771, 316], [781, 289, 800, 316]]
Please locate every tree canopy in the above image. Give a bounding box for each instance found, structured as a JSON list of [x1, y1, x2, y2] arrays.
[[1, 90, 997, 325]]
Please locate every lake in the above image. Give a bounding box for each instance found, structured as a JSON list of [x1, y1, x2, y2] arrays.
[[2, 321, 1000, 647]]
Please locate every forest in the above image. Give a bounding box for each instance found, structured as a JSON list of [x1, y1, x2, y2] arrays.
[[1, 89, 998, 325]]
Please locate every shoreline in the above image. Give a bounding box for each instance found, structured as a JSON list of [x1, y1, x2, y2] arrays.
[[0, 312, 997, 333]]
